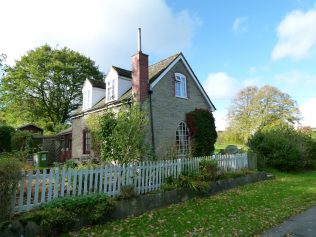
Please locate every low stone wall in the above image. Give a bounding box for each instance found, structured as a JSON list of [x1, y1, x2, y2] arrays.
[[0, 172, 273, 237], [109, 172, 270, 220]]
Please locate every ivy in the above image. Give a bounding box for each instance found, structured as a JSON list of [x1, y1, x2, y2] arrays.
[[186, 109, 217, 157]]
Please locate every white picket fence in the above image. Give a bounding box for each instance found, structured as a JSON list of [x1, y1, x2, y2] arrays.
[[14, 153, 248, 213]]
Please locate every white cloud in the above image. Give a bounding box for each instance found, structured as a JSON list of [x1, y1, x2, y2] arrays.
[[214, 110, 228, 131], [274, 69, 316, 86], [272, 7, 316, 60], [203, 72, 239, 100], [0, 0, 200, 71], [232, 17, 248, 33], [300, 98, 316, 127]]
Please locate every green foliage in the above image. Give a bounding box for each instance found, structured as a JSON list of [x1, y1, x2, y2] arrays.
[[248, 125, 316, 171], [11, 130, 41, 155], [0, 44, 103, 127], [0, 125, 15, 152], [0, 53, 6, 80], [176, 175, 210, 194], [185, 109, 217, 156], [216, 130, 244, 145], [21, 194, 115, 235], [161, 159, 218, 194], [199, 159, 218, 181], [227, 85, 300, 143], [22, 207, 77, 236], [0, 154, 22, 221], [86, 103, 151, 164], [119, 185, 137, 199]]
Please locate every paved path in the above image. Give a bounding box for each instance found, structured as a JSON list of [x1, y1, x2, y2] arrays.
[[261, 205, 316, 237]]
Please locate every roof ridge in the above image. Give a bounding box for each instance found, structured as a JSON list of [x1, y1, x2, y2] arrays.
[[149, 52, 181, 67], [112, 65, 131, 72]]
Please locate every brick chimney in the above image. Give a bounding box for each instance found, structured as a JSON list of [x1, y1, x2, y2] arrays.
[[132, 28, 149, 103]]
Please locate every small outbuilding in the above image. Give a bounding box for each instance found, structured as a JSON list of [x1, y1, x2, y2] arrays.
[[17, 124, 44, 135]]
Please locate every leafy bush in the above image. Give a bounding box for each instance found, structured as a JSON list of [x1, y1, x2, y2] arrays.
[[11, 130, 41, 160], [186, 109, 217, 156], [41, 193, 115, 221], [21, 207, 77, 236], [0, 125, 15, 152], [86, 103, 152, 164], [199, 159, 218, 181], [119, 185, 137, 199], [21, 194, 115, 235], [248, 125, 316, 171], [0, 154, 22, 221], [177, 175, 210, 194]]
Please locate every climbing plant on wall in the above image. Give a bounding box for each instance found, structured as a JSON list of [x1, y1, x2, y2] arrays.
[[186, 109, 217, 157]]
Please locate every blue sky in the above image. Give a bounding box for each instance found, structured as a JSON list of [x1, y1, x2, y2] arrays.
[[1, 0, 316, 129]]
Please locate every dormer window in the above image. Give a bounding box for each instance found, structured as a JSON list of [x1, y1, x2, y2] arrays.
[[106, 79, 116, 101], [175, 73, 187, 98]]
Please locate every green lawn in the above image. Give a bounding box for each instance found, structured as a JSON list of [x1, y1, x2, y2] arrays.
[[67, 171, 316, 237], [214, 143, 247, 153]]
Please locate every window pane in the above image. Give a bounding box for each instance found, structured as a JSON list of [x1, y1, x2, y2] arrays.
[[175, 81, 181, 96], [176, 122, 190, 158]]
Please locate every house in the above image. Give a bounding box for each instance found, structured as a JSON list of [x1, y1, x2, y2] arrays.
[[17, 124, 44, 135], [71, 29, 216, 160]]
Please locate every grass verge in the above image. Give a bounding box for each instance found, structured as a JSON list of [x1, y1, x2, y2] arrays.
[[67, 171, 316, 237]]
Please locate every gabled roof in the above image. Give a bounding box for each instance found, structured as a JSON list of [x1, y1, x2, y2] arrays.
[[112, 66, 132, 78], [17, 124, 43, 131], [87, 78, 106, 89]]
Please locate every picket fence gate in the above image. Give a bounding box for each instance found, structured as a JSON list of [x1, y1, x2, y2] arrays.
[[14, 153, 249, 213]]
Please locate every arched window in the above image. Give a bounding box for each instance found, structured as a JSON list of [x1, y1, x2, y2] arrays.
[[176, 122, 190, 157]]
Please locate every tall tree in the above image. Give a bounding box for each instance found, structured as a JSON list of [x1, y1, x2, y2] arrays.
[[227, 85, 301, 142], [0, 45, 103, 128]]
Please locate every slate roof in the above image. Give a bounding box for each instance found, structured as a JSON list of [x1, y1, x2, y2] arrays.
[[148, 52, 180, 82], [112, 66, 132, 78], [87, 78, 106, 89]]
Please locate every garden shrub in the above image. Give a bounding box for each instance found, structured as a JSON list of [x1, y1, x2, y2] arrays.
[[0, 125, 15, 152], [199, 159, 218, 181], [248, 125, 316, 171], [119, 185, 137, 199], [21, 207, 77, 236], [86, 103, 152, 164], [186, 109, 217, 157], [11, 130, 41, 160], [0, 154, 22, 221], [177, 175, 210, 194], [41, 193, 115, 222], [20, 193, 115, 235]]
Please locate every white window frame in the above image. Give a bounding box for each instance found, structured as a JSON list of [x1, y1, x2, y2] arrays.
[[106, 79, 116, 102], [175, 73, 187, 98], [176, 121, 190, 158]]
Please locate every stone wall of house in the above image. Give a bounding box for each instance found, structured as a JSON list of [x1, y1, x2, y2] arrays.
[[151, 59, 211, 159], [71, 115, 86, 159]]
